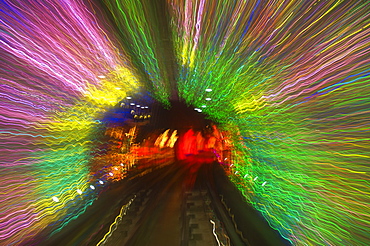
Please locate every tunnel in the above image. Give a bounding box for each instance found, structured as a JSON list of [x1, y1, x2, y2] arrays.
[[0, 0, 369, 245]]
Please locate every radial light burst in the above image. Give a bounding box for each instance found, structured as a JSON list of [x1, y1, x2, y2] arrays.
[[168, 0, 369, 245], [0, 0, 369, 245]]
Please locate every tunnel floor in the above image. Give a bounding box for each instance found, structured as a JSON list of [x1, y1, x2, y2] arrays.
[[42, 160, 289, 246]]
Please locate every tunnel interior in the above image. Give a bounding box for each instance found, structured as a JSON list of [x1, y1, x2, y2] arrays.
[[0, 0, 369, 245]]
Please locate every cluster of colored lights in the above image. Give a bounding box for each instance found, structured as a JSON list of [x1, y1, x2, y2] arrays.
[[0, 0, 369, 245], [91, 124, 139, 182]]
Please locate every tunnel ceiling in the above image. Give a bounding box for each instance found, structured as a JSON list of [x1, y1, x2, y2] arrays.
[[0, 0, 369, 245]]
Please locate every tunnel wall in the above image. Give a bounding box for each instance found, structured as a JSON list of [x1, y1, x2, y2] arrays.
[[0, 1, 140, 244], [167, 1, 370, 245]]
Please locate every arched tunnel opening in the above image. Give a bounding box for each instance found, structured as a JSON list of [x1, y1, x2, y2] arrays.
[[0, 0, 369, 246], [41, 97, 288, 246]]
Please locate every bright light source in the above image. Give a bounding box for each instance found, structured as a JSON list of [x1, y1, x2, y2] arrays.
[[120, 163, 124, 166], [205, 88, 212, 92], [262, 181, 267, 186], [90, 185, 95, 190], [130, 103, 135, 105], [126, 96, 132, 99], [244, 174, 248, 178], [99, 180, 104, 184], [98, 75, 106, 79], [136, 105, 140, 107], [115, 87, 121, 90], [205, 98, 211, 101], [194, 108, 199, 111], [114, 167, 118, 170], [77, 189, 82, 195], [201, 105, 206, 108], [52, 196, 59, 202], [254, 176, 258, 181], [141, 107, 144, 109], [109, 172, 113, 176], [144, 106, 149, 108]]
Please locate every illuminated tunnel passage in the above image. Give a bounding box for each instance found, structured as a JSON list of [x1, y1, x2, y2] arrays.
[[1, 0, 369, 246], [39, 100, 289, 246]]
